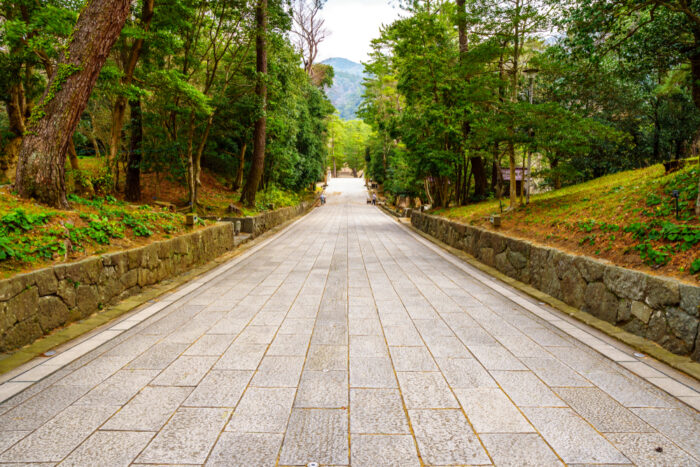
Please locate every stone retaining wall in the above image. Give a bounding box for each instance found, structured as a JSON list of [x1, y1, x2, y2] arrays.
[[219, 199, 317, 238], [411, 211, 700, 361], [0, 223, 235, 352]]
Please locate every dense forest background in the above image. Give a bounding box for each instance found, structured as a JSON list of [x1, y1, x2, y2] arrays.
[[360, 0, 700, 213]]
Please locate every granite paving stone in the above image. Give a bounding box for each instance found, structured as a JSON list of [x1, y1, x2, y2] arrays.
[[60, 431, 154, 467], [0, 405, 118, 462], [396, 372, 459, 408], [350, 389, 410, 434], [407, 409, 490, 465], [295, 370, 348, 408], [523, 407, 630, 464], [1, 178, 699, 466], [480, 433, 563, 466], [454, 388, 535, 433], [102, 386, 193, 431], [184, 370, 253, 407], [206, 432, 283, 466], [350, 435, 420, 467], [278, 409, 349, 465], [226, 387, 296, 433], [135, 407, 230, 464], [555, 387, 655, 433]]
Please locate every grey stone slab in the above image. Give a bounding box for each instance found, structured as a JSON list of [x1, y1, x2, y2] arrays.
[[267, 333, 311, 356], [556, 387, 655, 433], [75, 369, 158, 406], [454, 388, 534, 433], [435, 357, 497, 389], [136, 407, 231, 465], [184, 370, 253, 407], [412, 319, 454, 338], [350, 357, 397, 388], [606, 432, 699, 467], [250, 311, 286, 326], [523, 407, 630, 464], [631, 408, 700, 458], [250, 356, 305, 387], [453, 326, 498, 346], [467, 345, 527, 370], [351, 434, 420, 467], [521, 326, 571, 347], [480, 433, 563, 466], [311, 322, 348, 345], [227, 387, 296, 433], [184, 334, 236, 356], [0, 384, 91, 431], [408, 409, 489, 465], [382, 326, 423, 346], [102, 386, 193, 431], [151, 356, 217, 386], [102, 334, 161, 359], [0, 431, 30, 454], [55, 357, 127, 387], [491, 371, 566, 407], [349, 318, 383, 336], [306, 345, 347, 371], [295, 370, 347, 408], [214, 342, 267, 370], [60, 431, 155, 467], [520, 357, 592, 387], [235, 325, 278, 344], [496, 335, 551, 358], [349, 335, 388, 358], [396, 372, 459, 409], [350, 389, 409, 434], [278, 409, 349, 465], [277, 318, 315, 336], [208, 317, 248, 335], [585, 371, 674, 408], [422, 335, 471, 358], [206, 432, 283, 467], [126, 342, 189, 370], [0, 405, 117, 462], [389, 346, 437, 371]]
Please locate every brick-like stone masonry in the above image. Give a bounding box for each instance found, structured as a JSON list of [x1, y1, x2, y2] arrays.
[[411, 211, 700, 361]]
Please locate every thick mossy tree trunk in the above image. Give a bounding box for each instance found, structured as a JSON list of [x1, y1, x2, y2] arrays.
[[125, 98, 143, 202], [14, 0, 131, 208], [240, 0, 268, 208]]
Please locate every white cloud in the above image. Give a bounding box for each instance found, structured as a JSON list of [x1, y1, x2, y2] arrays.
[[318, 0, 402, 63]]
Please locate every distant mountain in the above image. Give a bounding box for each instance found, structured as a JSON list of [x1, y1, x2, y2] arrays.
[[321, 58, 365, 120]]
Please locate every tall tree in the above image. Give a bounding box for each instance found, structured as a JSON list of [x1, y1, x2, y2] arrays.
[[14, 0, 131, 207], [240, 0, 268, 207], [107, 0, 155, 182], [291, 0, 328, 76]]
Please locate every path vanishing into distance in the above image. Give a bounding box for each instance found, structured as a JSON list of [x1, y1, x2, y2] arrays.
[[0, 177, 699, 466]]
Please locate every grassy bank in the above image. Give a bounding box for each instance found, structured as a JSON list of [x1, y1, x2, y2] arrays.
[[432, 162, 700, 282]]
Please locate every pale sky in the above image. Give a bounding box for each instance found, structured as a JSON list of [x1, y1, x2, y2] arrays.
[[317, 0, 403, 64]]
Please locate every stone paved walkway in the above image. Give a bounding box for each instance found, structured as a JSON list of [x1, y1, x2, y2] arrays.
[[0, 178, 699, 466]]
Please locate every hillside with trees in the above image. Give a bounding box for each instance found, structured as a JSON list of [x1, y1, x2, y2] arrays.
[[322, 58, 364, 119], [360, 0, 700, 279]]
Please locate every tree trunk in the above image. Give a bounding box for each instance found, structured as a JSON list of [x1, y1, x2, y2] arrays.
[[690, 34, 700, 216], [125, 97, 143, 202], [240, 0, 268, 208], [192, 115, 214, 207], [508, 141, 517, 208], [14, 0, 131, 208], [233, 142, 247, 191], [2, 83, 28, 182], [108, 0, 155, 180], [470, 156, 487, 199]]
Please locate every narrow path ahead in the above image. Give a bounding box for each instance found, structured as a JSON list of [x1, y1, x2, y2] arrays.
[[0, 178, 698, 466]]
